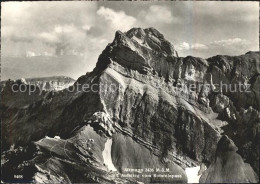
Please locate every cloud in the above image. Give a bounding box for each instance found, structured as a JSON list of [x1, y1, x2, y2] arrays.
[[208, 38, 255, 56], [38, 32, 58, 43], [1, 1, 258, 80], [139, 5, 179, 24], [176, 38, 256, 58], [1, 1, 98, 56], [97, 6, 136, 31], [176, 42, 208, 51], [177, 38, 252, 51], [191, 43, 208, 50], [36, 24, 90, 55], [212, 38, 250, 46], [1, 1, 113, 79], [176, 42, 190, 51]]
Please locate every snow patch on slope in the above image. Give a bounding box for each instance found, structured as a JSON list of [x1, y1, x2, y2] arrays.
[[185, 166, 201, 183], [102, 139, 117, 171]]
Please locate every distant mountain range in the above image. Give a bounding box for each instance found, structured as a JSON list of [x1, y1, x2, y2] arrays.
[[1, 76, 75, 91], [1, 55, 93, 81]]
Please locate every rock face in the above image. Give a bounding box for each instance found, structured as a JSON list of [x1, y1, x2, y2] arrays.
[[1, 27, 259, 183], [200, 135, 258, 183]]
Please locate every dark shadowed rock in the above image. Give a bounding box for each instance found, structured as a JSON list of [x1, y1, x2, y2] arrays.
[[200, 135, 258, 183]]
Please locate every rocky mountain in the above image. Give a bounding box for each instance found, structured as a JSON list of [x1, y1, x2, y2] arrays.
[[1, 76, 75, 92], [25, 76, 75, 91], [200, 135, 258, 183], [1, 28, 259, 183], [0, 76, 75, 109]]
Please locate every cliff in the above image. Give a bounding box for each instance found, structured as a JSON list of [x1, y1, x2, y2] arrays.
[[1, 28, 259, 183]]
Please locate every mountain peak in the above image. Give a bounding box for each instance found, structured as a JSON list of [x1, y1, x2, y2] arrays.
[[126, 27, 164, 40], [125, 27, 178, 57], [95, 27, 179, 74]]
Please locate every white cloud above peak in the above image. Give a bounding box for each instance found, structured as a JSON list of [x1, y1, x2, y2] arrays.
[[1, 1, 258, 79], [139, 5, 179, 24], [97, 6, 136, 31]]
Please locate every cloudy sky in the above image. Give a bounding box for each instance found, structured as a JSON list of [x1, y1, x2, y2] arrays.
[[1, 1, 259, 80]]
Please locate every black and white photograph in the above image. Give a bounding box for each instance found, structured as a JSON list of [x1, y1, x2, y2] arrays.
[[1, 1, 259, 183]]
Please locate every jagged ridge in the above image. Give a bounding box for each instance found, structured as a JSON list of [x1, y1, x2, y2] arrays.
[[1, 27, 259, 183]]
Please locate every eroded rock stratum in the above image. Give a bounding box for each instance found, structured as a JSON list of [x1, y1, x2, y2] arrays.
[[1, 28, 259, 183]]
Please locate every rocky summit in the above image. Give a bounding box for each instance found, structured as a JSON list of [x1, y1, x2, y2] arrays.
[[1, 27, 259, 183]]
